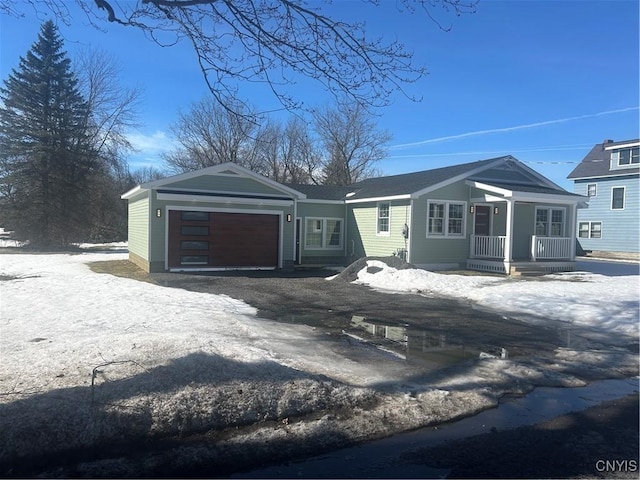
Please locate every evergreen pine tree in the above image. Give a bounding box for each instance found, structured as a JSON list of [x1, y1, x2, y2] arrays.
[[0, 20, 98, 247]]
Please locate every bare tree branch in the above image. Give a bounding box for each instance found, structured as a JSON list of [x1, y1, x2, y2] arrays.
[[1, 0, 477, 113]]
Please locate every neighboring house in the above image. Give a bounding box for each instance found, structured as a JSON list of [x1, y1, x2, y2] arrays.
[[121, 156, 585, 275], [568, 139, 639, 254]]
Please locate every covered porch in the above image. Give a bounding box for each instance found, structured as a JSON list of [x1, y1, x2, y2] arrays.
[[465, 180, 585, 275]]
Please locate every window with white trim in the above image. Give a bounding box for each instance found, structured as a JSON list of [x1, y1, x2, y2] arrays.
[[587, 184, 597, 197], [611, 187, 625, 210], [427, 201, 466, 237], [615, 147, 640, 166], [578, 221, 602, 239], [305, 218, 343, 249], [377, 202, 390, 235], [535, 207, 565, 237]]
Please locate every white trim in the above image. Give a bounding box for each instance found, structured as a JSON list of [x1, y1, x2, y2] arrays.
[[121, 185, 142, 200], [156, 192, 294, 207], [164, 205, 284, 270], [345, 194, 411, 204], [467, 180, 584, 204], [604, 140, 640, 150], [610, 186, 626, 210]]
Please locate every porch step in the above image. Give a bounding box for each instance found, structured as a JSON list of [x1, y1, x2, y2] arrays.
[[509, 265, 548, 276]]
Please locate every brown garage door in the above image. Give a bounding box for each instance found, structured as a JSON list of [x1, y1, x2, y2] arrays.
[[168, 210, 279, 269]]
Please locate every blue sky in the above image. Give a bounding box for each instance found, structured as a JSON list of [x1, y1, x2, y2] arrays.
[[1, 0, 638, 190]]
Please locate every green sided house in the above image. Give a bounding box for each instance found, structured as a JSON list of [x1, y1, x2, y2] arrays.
[[121, 156, 586, 275]]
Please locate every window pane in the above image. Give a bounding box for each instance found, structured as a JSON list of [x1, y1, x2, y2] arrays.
[[578, 223, 589, 238], [619, 149, 631, 165], [590, 222, 602, 238], [181, 255, 208, 265], [181, 240, 209, 250], [631, 147, 639, 164], [181, 211, 210, 221], [448, 218, 463, 235], [429, 203, 444, 218], [429, 218, 443, 234], [587, 184, 597, 197], [305, 219, 322, 247], [325, 220, 342, 247], [535, 209, 548, 236], [449, 203, 464, 219], [181, 225, 209, 236], [612, 188, 624, 209]]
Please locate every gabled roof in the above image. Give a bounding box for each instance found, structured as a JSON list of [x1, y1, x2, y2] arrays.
[[568, 139, 640, 180], [121, 162, 306, 200], [342, 157, 505, 201], [285, 184, 353, 201]]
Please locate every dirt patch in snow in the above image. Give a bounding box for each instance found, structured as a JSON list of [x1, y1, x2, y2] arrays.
[[333, 256, 415, 283]]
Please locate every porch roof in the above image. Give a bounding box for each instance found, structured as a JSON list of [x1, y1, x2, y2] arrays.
[[468, 180, 586, 204]]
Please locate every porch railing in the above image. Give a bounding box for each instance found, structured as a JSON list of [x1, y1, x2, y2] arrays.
[[531, 236, 573, 260], [470, 235, 506, 259]]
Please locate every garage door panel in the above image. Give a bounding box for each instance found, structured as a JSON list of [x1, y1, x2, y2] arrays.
[[168, 210, 279, 269]]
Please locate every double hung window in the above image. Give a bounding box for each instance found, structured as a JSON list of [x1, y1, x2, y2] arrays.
[[427, 201, 465, 237], [536, 207, 565, 237], [305, 218, 343, 249]]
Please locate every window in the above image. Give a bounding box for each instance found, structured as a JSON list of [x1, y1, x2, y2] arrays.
[[587, 184, 597, 197], [305, 218, 343, 249], [427, 201, 465, 237], [377, 203, 390, 235], [579, 221, 602, 239], [181, 240, 209, 250], [617, 147, 640, 166], [611, 187, 625, 210], [181, 211, 209, 221], [180, 255, 208, 265], [181, 225, 209, 236], [536, 207, 565, 237]]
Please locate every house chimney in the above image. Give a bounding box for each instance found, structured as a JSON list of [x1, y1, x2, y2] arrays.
[[603, 139, 614, 144]]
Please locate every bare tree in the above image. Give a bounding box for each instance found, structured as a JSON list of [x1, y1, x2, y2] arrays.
[[164, 97, 264, 173], [257, 116, 321, 184], [313, 100, 391, 186], [1, 0, 477, 112], [76, 48, 141, 175]]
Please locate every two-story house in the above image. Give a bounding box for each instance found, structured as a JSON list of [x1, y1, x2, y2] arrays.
[[568, 139, 639, 253]]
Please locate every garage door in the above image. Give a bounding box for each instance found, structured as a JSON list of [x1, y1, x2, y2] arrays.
[[168, 210, 279, 269]]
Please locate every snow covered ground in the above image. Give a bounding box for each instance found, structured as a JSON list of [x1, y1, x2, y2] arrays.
[[355, 260, 640, 336], [0, 250, 638, 474]]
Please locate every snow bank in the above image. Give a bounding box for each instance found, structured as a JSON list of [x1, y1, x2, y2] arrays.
[[0, 252, 637, 474], [355, 260, 639, 336]]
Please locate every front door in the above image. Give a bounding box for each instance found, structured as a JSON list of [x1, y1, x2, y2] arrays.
[[474, 205, 491, 236]]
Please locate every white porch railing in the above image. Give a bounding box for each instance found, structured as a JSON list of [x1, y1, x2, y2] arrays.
[[470, 235, 506, 258], [531, 236, 573, 260]]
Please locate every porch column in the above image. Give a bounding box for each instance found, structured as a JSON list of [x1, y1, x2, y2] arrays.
[[568, 202, 577, 260], [504, 199, 514, 265]]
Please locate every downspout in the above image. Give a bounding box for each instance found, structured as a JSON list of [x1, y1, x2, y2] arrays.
[[407, 199, 414, 264]]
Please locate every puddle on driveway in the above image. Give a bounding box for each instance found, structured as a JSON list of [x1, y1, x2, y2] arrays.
[[234, 377, 639, 479], [347, 315, 484, 366]]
